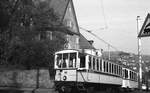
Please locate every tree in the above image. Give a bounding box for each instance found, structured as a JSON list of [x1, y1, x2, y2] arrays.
[[0, 0, 70, 69]]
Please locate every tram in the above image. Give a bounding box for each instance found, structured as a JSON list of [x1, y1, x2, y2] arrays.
[[122, 66, 138, 90], [54, 49, 138, 93]]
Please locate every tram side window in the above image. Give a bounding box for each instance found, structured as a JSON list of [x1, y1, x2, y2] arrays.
[[119, 66, 121, 76], [129, 71, 132, 79], [112, 64, 114, 74], [134, 73, 136, 80], [125, 69, 128, 79], [62, 53, 68, 68], [114, 65, 116, 74], [97, 59, 99, 71], [109, 63, 111, 73], [69, 53, 76, 68], [93, 57, 95, 70], [100, 59, 102, 71], [104, 61, 106, 72], [106, 62, 109, 72], [116, 65, 118, 75], [80, 54, 86, 68], [89, 56, 92, 69], [135, 73, 137, 81], [123, 69, 125, 78], [95, 58, 97, 70], [131, 72, 133, 80], [120, 67, 122, 76], [56, 54, 62, 68]]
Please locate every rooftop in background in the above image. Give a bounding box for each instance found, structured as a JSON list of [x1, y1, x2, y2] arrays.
[[79, 34, 96, 49]]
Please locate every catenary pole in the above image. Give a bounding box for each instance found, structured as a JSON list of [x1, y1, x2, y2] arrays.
[[137, 16, 142, 91]]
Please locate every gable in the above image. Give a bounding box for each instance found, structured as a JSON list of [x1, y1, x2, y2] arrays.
[[63, 0, 80, 34], [49, 0, 70, 21]]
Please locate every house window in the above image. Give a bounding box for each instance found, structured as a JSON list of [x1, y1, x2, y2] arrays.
[[47, 31, 52, 40]]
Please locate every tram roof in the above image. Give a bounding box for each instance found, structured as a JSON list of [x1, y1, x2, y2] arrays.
[[55, 49, 79, 54]]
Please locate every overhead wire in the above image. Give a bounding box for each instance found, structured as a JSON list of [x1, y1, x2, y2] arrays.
[[79, 26, 119, 51]]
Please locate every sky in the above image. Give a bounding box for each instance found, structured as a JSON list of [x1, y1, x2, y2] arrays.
[[73, 0, 150, 55]]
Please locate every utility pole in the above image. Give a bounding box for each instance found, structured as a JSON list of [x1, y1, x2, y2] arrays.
[[137, 16, 142, 91]]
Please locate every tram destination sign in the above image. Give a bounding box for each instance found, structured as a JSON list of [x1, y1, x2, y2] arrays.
[[138, 13, 150, 38]]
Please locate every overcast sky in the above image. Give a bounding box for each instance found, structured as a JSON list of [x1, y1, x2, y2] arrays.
[[73, 0, 150, 55]]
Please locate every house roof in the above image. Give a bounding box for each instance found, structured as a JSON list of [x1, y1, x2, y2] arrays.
[[49, 0, 80, 35], [79, 34, 96, 49], [49, 0, 70, 21]]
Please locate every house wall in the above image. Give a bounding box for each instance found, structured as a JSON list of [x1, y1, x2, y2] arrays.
[[63, 0, 80, 49]]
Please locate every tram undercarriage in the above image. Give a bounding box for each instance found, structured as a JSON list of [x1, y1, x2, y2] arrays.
[[55, 81, 121, 93]]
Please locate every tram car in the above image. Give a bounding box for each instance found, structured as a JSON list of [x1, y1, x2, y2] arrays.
[[122, 66, 138, 90], [54, 49, 138, 93]]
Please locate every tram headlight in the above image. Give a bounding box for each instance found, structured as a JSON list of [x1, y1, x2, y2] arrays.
[[63, 76, 67, 81]]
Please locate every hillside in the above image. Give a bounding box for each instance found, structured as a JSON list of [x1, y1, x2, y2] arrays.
[[102, 51, 150, 71]]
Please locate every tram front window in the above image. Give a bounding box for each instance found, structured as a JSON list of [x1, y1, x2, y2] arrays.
[[62, 53, 68, 68], [69, 53, 76, 68], [56, 52, 77, 68], [56, 54, 62, 68]]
